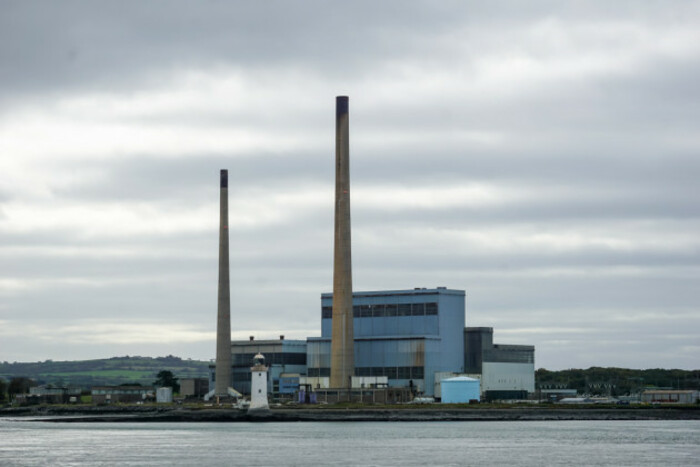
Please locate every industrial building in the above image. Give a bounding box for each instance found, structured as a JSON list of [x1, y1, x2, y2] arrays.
[[209, 336, 306, 397], [17, 386, 82, 405], [206, 98, 536, 403], [216, 289, 536, 401], [91, 385, 152, 404], [641, 390, 699, 404], [307, 287, 466, 396], [464, 327, 535, 400], [180, 378, 209, 399]]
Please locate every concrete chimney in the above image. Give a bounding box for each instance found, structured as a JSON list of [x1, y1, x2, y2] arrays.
[[214, 169, 232, 397], [330, 96, 354, 388]]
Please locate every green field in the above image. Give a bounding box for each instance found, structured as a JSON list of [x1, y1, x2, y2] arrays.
[[0, 356, 210, 388]]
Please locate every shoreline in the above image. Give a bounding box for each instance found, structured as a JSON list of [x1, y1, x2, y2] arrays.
[[2, 405, 699, 423]]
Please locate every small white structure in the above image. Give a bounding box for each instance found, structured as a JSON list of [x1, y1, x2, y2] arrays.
[[299, 376, 330, 389], [441, 376, 480, 403], [156, 387, 173, 403], [558, 397, 590, 404], [248, 353, 269, 412]]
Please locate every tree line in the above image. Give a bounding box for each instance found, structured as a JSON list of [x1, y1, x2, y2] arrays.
[[536, 367, 700, 396]]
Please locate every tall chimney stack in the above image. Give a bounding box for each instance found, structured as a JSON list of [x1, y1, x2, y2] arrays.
[[215, 169, 232, 396], [330, 96, 354, 388]]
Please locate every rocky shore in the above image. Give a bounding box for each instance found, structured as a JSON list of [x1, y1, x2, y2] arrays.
[[2, 404, 699, 423]]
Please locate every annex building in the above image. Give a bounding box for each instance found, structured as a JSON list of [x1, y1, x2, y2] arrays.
[[464, 327, 535, 400]]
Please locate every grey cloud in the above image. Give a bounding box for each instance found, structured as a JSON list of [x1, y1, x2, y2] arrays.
[[0, 1, 467, 101], [47, 144, 700, 221], [51, 152, 331, 202], [3, 1, 696, 100], [1, 1, 698, 368]]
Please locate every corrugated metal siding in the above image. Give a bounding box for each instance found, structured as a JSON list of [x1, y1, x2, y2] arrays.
[[306, 340, 331, 369], [321, 315, 439, 338], [316, 289, 466, 396]]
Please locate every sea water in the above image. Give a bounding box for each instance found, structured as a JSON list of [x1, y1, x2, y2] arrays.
[[0, 419, 698, 466]]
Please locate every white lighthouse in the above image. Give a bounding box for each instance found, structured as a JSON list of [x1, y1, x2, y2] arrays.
[[248, 353, 270, 413]]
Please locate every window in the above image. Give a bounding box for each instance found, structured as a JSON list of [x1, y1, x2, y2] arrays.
[[411, 303, 425, 316], [308, 367, 330, 377], [398, 304, 411, 316], [281, 353, 307, 365], [425, 302, 438, 315], [397, 367, 410, 379], [322, 306, 332, 319], [359, 305, 372, 318], [411, 367, 424, 379], [385, 304, 398, 317], [372, 304, 386, 317]]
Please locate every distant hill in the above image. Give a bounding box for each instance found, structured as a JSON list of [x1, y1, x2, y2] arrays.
[[0, 355, 210, 388], [536, 367, 700, 396]]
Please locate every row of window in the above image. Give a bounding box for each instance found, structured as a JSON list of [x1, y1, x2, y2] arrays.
[[307, 366, 425, 380], [232, 352, 306, 367], [482, 350, 535, 364], [321, 302, 438, 319]]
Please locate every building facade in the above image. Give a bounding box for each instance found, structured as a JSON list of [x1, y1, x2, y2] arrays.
[[210, 336, 306, 397], [641, 390, 699, 404], [212, 289, 536, 401], [307, 288, 466, 396], [91, 386, 152, 404], [464, 327, 535, 400], [22, 386, 82, 404], [180, 378, 209, 398]]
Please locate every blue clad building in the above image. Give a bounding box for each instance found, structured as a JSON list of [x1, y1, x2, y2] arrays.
[[209, 337, 307, 397], [307, 288, 465, 396]]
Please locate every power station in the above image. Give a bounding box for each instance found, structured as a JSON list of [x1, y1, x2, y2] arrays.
[[208, 96, 535, 403]]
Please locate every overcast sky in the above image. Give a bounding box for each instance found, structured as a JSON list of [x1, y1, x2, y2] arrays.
[[1, 1, 698, 370]]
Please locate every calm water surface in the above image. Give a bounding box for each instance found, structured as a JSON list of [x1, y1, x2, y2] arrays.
[[0, 419, 698, 466]]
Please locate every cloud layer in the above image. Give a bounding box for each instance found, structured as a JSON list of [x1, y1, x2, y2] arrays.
[[1, 1, 698, 369]]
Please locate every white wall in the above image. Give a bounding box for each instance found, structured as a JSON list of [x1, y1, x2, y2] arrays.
[[250, 370, 269, 410], [299, 376, 329, 389], [481, 362, 535, 393]]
